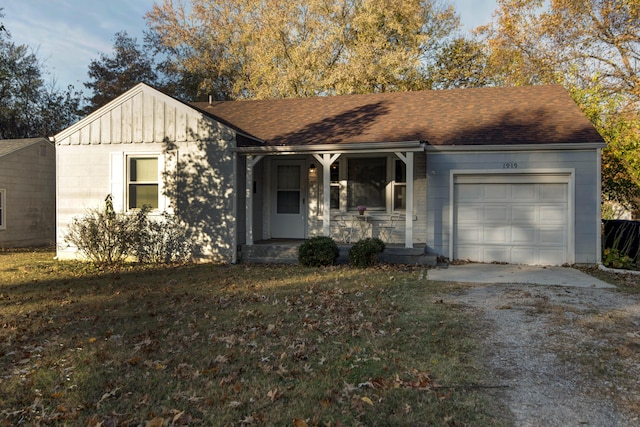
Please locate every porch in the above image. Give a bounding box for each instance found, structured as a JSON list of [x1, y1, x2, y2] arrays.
[[239, 240, 437, 265]]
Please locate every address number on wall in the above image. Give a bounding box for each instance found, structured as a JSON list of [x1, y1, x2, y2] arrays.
[[503, 162, 518, 169]]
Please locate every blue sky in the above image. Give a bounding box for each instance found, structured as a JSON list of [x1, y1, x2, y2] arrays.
[[1, 0, 498, 92]]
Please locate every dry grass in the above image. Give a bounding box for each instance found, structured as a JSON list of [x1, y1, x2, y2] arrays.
[[0, 250, 501, 426]]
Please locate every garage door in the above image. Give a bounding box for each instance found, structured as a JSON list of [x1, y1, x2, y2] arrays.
[[453, 175, 570, 265]]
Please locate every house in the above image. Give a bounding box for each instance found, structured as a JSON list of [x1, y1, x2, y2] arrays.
[[54, 83, 605, 265], [0, 137, 56, 248]]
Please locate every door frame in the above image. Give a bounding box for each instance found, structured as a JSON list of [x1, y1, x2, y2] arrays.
[[270, 159, 307, 239]]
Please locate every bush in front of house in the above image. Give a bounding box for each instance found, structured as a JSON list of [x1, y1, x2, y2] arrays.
[[348, 237, 385, 268], [298, 236, 340, 267], [132, 209, 193, 264], [64, 194, 193, 267]]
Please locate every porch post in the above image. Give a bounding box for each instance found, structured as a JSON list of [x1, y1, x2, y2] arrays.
[[405, 152, 414, 248], [245, 155, 263, 245], [313, 153, 340, 236]]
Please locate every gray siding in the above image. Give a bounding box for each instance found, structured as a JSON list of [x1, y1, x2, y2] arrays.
[[0, 142, 55, 248], [56, 85, 238, 262], [426, 149, 600, 264]]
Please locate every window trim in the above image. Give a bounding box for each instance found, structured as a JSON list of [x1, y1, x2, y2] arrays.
[[326, 154, 407, 213], [126, 154, 161, 212], [0, 189, 5, 230]]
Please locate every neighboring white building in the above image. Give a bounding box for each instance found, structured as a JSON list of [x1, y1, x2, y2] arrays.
[[54, 83, 606, 265], [0, 138, 56, 248]]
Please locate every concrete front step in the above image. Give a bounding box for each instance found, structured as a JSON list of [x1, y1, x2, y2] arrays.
[[240, 242, 436, 266]]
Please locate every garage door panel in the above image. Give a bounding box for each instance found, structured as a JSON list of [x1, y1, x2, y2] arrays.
[[455, 184, 483, 202], [539, 228, 566, 245], [539, 183, 567, 201], [484, 184, 509, 201], [483, 226, 508, 243], [456, 246, 481, 261], [454, 179, 569, 265], [457, 205, 482, 222], [539, 205, 566, 222], [511, 248, 536, 264], [511, 184, 536, 200], [512, 206, 537, 223], [484, 206, 509, 222], [456, 226, 481, 244], [483, 247, 509, 263], [512, 226, 536, 243]]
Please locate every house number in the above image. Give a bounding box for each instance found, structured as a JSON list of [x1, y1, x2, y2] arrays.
[[503, 162, 518, 169]]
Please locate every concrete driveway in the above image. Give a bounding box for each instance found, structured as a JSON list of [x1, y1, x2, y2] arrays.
[[427, 264, 615, 288]]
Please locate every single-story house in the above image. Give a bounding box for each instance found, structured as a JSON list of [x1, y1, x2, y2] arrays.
[[0, 137, 56, 248], [54, 83, 605, 265]]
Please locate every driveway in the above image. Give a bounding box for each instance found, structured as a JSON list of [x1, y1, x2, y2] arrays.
[[427, 263, 615, 288]]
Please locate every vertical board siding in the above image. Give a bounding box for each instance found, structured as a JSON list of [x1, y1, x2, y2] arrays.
[[132, 93, 144, 143], [121, 100, 132, 143], [100, 113, 111, 143], [111, 105, 122, 143], [143, 94, 155, 142]]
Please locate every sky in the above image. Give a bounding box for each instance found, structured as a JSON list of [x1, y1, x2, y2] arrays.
[[1, 0, 498, 93]]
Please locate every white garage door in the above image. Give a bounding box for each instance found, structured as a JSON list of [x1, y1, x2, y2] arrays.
[[453, 175, 570, 265]]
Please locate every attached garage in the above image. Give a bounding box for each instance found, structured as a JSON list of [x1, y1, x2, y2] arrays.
[[452, 173, 574, 266]]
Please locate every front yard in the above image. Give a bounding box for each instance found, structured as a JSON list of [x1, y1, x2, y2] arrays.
[[0, 250, 500, 426]]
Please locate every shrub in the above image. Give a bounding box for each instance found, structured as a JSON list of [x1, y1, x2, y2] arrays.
[[603, 248, 635, 270], [64, 195, 137, 266], [132, 210, 193, 264], [348, 237, 385, 268], [64, 195, 193, 267], [298, 236, 340, 267]]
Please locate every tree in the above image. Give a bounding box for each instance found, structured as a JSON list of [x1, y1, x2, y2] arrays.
[[0, 17, 81, 139], [144, 0, 460, 100], [481, 0, 640, 211], [482, 0, 639, 104], [428, 37, 494, 89], [84, 31, 159, 113]]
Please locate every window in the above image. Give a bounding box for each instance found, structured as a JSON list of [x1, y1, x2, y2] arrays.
[[347, 157, 387, 210], [128, 157, 159, 209], [0, 189, 5, 229], [323, 155, 408, 213], [393, 159, 407, 210], [330, 163, 340, 209]]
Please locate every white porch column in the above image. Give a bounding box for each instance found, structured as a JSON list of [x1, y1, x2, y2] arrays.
[[395, 152, 414, 248], [245, 155, 263, 245], [313, 153, 341, 236]]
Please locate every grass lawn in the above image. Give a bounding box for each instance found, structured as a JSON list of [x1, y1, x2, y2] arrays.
[[1, 250, 502, 426]]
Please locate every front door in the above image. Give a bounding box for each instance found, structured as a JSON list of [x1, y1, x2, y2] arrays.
[[271, 160, 306, 239]]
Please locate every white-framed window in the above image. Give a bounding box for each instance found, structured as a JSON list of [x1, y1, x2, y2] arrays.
[[393, 159, 407, 211], [326, 155, 407, 213], [127, 156, 159, 210], [330, 163, 340, 209], [0, 189, 5, 229]]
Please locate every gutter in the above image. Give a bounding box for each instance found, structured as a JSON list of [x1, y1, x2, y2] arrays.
[[425, 142, 606, 152], [232, 140, 427, 155]]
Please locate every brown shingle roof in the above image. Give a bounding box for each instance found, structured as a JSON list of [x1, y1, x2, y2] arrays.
[[191, 85, 604, 147]]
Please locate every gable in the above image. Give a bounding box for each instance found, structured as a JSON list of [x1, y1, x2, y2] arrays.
[[0, 138, 52, 159], [55, 83, 224, 146]]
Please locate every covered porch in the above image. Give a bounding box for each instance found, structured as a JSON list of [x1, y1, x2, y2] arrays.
[[236, 141, 427, 256]]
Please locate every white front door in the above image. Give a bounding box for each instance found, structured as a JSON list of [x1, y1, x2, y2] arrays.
[[271, 160, 306, 239]]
